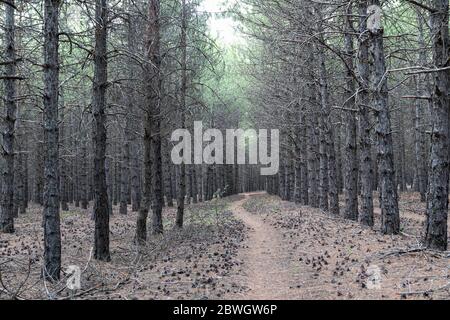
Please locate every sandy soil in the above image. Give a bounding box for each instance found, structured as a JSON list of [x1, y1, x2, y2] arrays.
[[225, 193, 297, 299]]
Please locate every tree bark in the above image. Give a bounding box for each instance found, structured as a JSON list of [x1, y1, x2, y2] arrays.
[[308, 110, 320, 208], [137, 0, 163, 241], [343, 4, 359, 221], [294, 106, 303, 204], [191, 164, 198, 203], [425, 0, 449, 250], [119, 131, 130, 215], [163, 137, 174, 207], [42, 0, 61, 280], [59, 96, 69, 212], [0, 0, 17, 233], [369, 0, 400, 234], [80, 137, 88, 209], [175, 0, 187, 228], [357, 0, 374, 226], [414, 10, 429, 203], [300, 108, 309, 205], [92, 0, 110, 261], [316, 35, 339, 215]]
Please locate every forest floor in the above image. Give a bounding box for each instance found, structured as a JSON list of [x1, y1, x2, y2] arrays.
[[233, 192, 450, 299], [0, 192, 449, 300]]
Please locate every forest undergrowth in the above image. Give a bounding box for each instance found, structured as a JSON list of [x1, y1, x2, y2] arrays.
[[1, 192, 449, 300], [0, 196, 247, 300], [242, 193, 450, 299]]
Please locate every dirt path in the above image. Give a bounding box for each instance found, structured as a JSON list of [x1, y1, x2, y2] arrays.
[[228, 192, 297, 300]]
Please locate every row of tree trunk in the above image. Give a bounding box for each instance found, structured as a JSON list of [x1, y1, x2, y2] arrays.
[[264, 0, 448, 251]]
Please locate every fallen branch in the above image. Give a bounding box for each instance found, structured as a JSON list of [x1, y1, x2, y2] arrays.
[[0, 260, 32, 300], [375, 246, 449, 260], [60, 284, 102, 300], [401, 282, 450, 297], [376, 247, 427, 260]]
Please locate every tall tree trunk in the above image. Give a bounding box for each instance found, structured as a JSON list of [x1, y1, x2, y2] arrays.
[[23, 136, 29, 211], [136, 122, 151, 243], [136, 0, 163, 241], [294, 106, 303, 204], [357, 0, 374, 226], [120, 9, 137, 215], [279, 144, 286, 200], [80, 137, 88, 209], [150, 64, 163, 234], [198, 164, 203, 202], [207, 165, 215, 200], [191, 164, 198, 203], [92, 0, 110, 261], [300, 106, 309, 205], [119, 132, 130, 215], [42, 0, 61, 280], [308, 110, 320, 208], [316, 36, 339, 215], [163, 137, 174, 207], [186, 164, 192, 204], [413, 82, 428, 201], [369, 1, 399, 234], [19, 132, 28, 214], [126, 8, 141, 213], [74, 134, 80, 207], [414, 11, 429, 202], [175, 0, 187, 228], [286, 143, 294, 201], [113, 144, 120, 205], [1, 0, 17, 233], [130, 138, 141, 211], [343, 4, 359, 221], [316, 68, 329, 210], [398, 108, 407, 192], [425, 0, 449, 250], [335, 120, 343, 194], [59, 98, 69, 212]]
